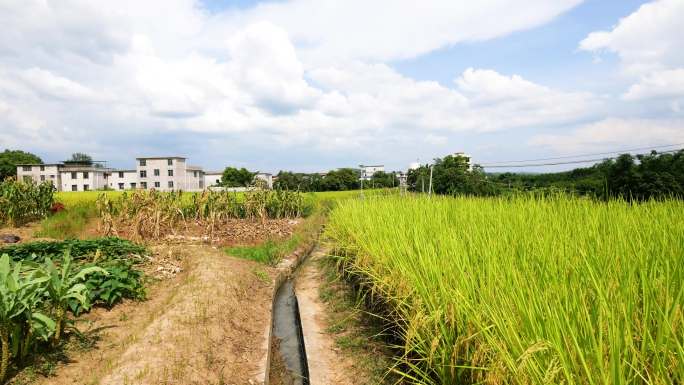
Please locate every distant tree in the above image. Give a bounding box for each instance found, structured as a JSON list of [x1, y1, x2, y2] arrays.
[[370, 171, 399, 188], [221, 167, 255, 187], [408, 155, 498, 196], [64, 152, 93, 165], [274, 171, 304, 190], [0, 149, 43, 180], [321, 168, 359, 191]]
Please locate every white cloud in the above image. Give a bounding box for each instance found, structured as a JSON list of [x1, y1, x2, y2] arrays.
[[623, 68, 684, 101], [579, 0, 684, 75], [3, 0, 650, 170], [221, 0, 583, 65], [530, 118, 684, 153]]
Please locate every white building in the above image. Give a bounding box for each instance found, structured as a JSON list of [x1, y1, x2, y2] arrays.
[[59, 166, 109, 191], [16, 164, 61, 187], [360, 165, 384, 180], [135, 156, 206, 192], [204, 171, 223, 187], [17, 155, 277, 192], [106, 170, 137, 191], [255, 172, 273, 189]]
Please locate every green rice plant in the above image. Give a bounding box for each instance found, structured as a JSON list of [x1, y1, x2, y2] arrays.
[[325, 194, 684, 385]]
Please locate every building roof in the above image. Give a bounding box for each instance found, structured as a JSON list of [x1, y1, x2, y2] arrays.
[[16, 163, 62, 166], [135, 156, 186, 160], [186, 165, 204, 171], [112, 169, 136, 173], [361, 164, 384, 168], [59, 167, 110, 172], [204, 171, 223, 175]]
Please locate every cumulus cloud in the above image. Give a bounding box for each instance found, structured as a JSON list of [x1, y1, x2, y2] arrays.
[[3, 0, 673, 171], [579, 0, 684, 75], [623, 68, 684, 101], [217, 0, 583, 65], [530, 118, 684, 153]]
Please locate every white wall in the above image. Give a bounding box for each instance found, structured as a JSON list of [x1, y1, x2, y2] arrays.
[[136, 158, 187, 191], [108, 170, 138, 190], [60, 169, 107, 191], [16, 165, 61, 190]]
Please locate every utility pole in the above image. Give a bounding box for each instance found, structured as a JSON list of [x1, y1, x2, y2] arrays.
[[428, 164, 433, 197], [358, 164, 364, 198]]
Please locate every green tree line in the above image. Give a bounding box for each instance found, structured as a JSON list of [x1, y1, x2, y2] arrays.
[[413, 150, 684, 201]]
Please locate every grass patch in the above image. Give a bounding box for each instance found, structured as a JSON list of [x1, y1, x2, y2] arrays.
[[226, 235, 301, 265], [318, 255, 396, 385], [35, 202, 96, 239]]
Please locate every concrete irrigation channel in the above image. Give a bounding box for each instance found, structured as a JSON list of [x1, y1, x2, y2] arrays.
[[258, 244, 345, 385]]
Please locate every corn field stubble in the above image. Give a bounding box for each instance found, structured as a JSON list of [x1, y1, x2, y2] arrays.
[[325, 195, 684, 385]]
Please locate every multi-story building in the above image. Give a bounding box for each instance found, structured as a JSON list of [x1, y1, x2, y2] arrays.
[[107, 169, 138, 191], [360, 165, 384, 180], [17, 155, 275, 192], [59, 166, 108, 191], [16, 164, 61, 187]]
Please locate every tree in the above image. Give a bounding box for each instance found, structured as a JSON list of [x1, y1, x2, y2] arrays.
[[408, 155, 499, 196], [221, 167, 255, 187], [0, 150, 43, 181], [321, 168, 359, 191], [370, 171, 399, 188], [64, 153, 93, 165]]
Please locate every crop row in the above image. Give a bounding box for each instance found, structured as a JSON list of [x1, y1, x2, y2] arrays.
[[325, 194, 684, 385], [0, 238, 145, 383], [0, 179, 54, 227]]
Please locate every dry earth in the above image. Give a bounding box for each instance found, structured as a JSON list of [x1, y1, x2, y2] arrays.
[[23, 244, 275, 385]]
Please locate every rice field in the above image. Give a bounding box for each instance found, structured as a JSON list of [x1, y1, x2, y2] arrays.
[[325, 194, 684, 385]]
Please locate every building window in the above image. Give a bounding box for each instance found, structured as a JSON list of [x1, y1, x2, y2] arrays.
[[118, 183, 124, 190], [118, 171, 124, 178], [130, 182, 136, 189], [83, 184, 89, 191], [49, 175, 55, 179], [168, 181, 174, 188], [168, 169, 173, 177], [154, 181, 160, 188], [22, 166, 31, 171], [153, 169, 160, 176], [167, 159, 173, 166], [71, 172, 77, 179], [141, 182, 147, 189], [71, 185, 77, 191], [40, 175, 45, 181], [40, 165, 45, 171], [140, 170, 147, 178], [83, 172, 89, 178], [140, 159, 146, 166], [193, 171, 198, 177]]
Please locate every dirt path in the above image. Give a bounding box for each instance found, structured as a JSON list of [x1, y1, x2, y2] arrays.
[[294, 249, 358, 385], [31, 244, 274, 385]]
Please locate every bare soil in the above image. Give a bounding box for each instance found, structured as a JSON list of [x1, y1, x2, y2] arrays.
[[15, 244, 276, 385]]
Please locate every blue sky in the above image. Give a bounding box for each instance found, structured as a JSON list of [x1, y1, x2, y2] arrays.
[[1, 0, 682, 173]]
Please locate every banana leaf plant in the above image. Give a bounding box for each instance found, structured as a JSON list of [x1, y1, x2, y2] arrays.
[[40, 252, 107, 346], [0, 254, 49, 382]]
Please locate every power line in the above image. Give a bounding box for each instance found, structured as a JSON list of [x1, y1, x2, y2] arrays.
[[483, 148, 682, 169], [480, 143, 684, 166]]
